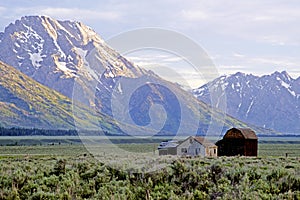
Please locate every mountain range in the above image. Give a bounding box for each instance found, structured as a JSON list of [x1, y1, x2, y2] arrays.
[[0, 15, 284, 135], [193, 71, 300, 133]]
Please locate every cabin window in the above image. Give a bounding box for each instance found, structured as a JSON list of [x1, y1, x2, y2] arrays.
[[181, 148, 187, 153], [214, 149, 216, 154], [190, 138, 193, 144]]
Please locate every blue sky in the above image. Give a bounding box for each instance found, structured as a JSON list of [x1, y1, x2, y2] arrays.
[[0, 0, 300, 87]]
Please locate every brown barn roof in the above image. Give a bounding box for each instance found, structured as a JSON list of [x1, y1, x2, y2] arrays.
[[239, 128, 257, 139], [225, 128, 258, 139]]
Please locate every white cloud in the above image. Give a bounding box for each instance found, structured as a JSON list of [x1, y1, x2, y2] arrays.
[[12, 7, 121, 22], [0, 6, 6, 14], [233, 53, 245, 58], [126, 51, 185, 66], [180, 10, 208, 21], [176, 1, 300, 46], [40, 8, 121, 21], [250, 57, 298, 67]]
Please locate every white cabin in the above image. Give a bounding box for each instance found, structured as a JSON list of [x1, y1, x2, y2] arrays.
[[158, 136, 217, 157]]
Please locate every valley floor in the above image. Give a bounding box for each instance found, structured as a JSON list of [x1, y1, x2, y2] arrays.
[[0, 136, 299, 157], [0, 137, 299, 199]]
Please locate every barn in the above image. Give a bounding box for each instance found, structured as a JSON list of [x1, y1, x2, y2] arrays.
[[158, 136, 217, 157], [216, 128, 258, 156]]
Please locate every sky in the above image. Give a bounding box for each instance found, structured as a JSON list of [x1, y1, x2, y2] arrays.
[[0, 0, 300, 88]]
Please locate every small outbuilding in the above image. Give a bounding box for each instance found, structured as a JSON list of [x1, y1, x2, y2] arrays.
[[158, 136, 217, 157], [216, 128, 258, 156]]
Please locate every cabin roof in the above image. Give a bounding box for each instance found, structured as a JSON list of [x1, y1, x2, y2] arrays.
[[158, 136, 217, 150], [193, 136, 217, 147], [158, 140, 179, 149]]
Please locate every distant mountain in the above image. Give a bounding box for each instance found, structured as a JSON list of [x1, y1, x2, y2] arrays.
[[0, 61, 121, 133], [193, 71, 300, 133], [0, 16, 267, 135]]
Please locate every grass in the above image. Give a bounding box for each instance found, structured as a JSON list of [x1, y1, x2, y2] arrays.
[[0, 142, 299, 157], [259, 143, 300, 157], [0, 145, 88, 156]]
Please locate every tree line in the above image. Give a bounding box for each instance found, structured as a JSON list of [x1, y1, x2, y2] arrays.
[[0, 127, 78, 136]]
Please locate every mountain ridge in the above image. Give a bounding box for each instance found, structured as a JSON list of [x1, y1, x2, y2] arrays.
[[193, 71, 300, 133]]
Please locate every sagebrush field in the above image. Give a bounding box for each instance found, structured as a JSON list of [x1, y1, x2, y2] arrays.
[[0, 140, 299, 200], [0, 154, 299, 199]]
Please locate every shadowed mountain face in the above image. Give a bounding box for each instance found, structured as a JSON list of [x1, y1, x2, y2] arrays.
[[193, 71, 300, 133], [0, 16, 263, 135]]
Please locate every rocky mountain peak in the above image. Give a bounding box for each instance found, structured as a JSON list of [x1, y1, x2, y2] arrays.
[[269, 70, 292, 83], [0, 15, 144, 99]]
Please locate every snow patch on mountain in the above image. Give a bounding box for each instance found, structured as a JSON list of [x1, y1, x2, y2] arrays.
[[29, 52, 44, 68]]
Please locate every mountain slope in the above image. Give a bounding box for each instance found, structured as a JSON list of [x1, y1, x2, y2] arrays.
[[0, 61, 121, 132], [193, 71, 300, 133]]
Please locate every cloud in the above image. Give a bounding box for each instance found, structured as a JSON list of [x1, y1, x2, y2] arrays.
[[233, 53, 245, 58], [127, 52, 185, 66], [163, 57, 184, 62], [13, 7, 121, 21], [180, 10, 208, 21], [250, 57, 299, 67], [177, 0, 300, 46], [0, 6, 6, 14], [42, 8, 120, 21]]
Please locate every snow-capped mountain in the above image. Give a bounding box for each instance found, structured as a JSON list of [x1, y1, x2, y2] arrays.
[[0, 16, 145, 102], [193, 71, 300, 133]]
